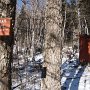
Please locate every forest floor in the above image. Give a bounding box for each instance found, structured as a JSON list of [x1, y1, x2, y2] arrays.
[[12, 50, 42, 90], [12, 46, 90, 90], [61, 46, 90, 90]]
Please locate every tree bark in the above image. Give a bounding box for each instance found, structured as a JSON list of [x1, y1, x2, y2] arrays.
[[0, 0, 16, 90], [41, 0, 62, 90]]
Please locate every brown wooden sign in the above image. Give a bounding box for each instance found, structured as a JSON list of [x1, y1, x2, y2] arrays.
[[0, 18, 11, 36], [79, 34, 90, 63]]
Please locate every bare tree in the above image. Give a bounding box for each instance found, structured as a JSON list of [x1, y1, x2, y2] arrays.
[[77, 0, 90, 34], [0, 0, 16, 90], [12, 0, 46, 89], [41, 0, 62, 90]]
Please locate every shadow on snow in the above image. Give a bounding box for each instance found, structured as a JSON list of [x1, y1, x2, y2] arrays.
[[61, 58, 86, 90]]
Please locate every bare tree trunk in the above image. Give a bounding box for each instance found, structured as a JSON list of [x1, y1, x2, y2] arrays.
[[0, 42, 8, 90], [41, 0, 62, 90], [31, 30, 35, 58], [0, 0, 16, 90]]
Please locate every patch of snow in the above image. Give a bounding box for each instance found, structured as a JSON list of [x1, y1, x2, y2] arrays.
[[34, 54, 44, 63]]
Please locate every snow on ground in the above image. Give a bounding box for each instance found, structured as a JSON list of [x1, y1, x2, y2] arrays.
[[61, 46, 90, 90], [12, 46, 90, 90], [12, 50, 42, 90]]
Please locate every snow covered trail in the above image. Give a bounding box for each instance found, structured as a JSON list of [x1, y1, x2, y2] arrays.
[[61, 59, 89, 90], [61, 59, 90, 90], [61, 47, 90, 90]]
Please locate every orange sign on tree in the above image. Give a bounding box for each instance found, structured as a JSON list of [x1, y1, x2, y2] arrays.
[[0, 18, 11, 36]]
